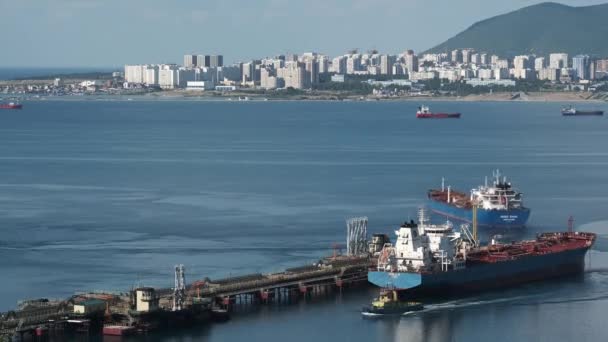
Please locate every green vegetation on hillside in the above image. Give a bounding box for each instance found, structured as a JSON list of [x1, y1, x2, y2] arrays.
[[425, 2, 608, 58]]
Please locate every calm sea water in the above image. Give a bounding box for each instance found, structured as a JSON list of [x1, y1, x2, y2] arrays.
[[1, 99, 608, 341]]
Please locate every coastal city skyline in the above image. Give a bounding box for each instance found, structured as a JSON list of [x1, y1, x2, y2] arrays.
[[4, 46, 607, 99], [2, 0, 607, 67], [121, 49, 607, 91]]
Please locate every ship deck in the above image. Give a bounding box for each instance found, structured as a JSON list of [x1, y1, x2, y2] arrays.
[[466, 232, 596, 263], [428, 189, 472, 209]]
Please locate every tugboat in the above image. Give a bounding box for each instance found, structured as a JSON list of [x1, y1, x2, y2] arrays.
[[561, 105, 603, 116], [0, 102, 22, 109], [361, 288, 424, 317], [416, 105, 460, 119]]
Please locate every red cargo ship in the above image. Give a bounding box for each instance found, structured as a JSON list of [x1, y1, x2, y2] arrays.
[[0, 102, 22, 109], [416, 105, 460, 118]]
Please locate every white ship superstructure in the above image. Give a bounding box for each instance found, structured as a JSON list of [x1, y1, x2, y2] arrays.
[[378, 208, 468, 273], [470, 170, 524, 210]]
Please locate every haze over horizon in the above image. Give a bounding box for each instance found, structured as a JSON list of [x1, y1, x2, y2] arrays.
[[1, 0, 606, 68]]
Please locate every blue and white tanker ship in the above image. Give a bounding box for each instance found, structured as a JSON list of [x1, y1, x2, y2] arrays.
[[427, 170, 530, 228]]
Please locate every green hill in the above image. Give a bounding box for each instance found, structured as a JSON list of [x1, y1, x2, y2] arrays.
[[425, 2, 608, 58]]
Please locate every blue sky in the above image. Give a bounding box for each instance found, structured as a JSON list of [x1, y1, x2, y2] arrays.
[[1, 0, 605, 67]]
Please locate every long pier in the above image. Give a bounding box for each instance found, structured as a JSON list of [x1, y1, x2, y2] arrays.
[[0, 255, 374, 340]]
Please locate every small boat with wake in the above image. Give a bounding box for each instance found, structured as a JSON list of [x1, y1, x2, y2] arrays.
[[361, 288, 424, 317]]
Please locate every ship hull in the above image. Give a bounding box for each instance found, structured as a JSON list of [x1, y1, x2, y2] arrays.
[[0, 104, 22, 109], [562, 111, 603, 116], [416, 113, 461, 119], [368, 246, 589, 295], [428, 199, 530, 228]]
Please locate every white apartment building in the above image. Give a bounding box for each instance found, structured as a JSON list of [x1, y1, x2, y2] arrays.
[[158, 65, 178, 89], [534, 57, 545, 71], [346, 55, 361, 74], [125, 65, 145, 84], [278, 62, 305, 89], [549, 53, 568, 69]]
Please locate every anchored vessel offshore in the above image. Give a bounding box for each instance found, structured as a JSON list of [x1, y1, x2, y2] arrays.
[[368, 209, 595, 294], [416, 105, 461, 119], [0, 102, 22, 109], [561, 106, 603, 116], [427, 170, 530, 228]]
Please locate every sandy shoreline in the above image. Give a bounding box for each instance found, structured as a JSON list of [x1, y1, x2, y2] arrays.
[[5, 90, 607, 103]]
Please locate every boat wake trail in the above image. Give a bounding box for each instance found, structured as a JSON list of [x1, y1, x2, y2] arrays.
[[408, 294, 542, 315], [513, 294, 608, 306], [404, 274, 608, 316], [585, 267, 608, 274]]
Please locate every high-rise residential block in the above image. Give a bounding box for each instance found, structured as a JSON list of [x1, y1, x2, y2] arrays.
[[241, 62, 254, 83], [346, 55, 361, 74], [380, 55, 393, 76], [461, 49, 474, 64], [305, 59, 319, 86], [144, 65, 159, 85], [331, 56, 346, 74], [318, 56, 329, 73], [261, 68, 278, 89], [279, 61, 305, 89], [210, 55, 223, 68], [534, 57, 545, 70], [549, 53, 568, 69], [158, 64, 179, 89], [572, 55, 590, 80], [203, 55, 211, 67], [405, 51, 418, 73], [451, 49, 461, 63], [471, 53, 480, 65], [480, 53, 488, 65], [184, 54, 197, 68], [513, 55, 531, 70], [538, 68, 560, 81], [124, 65, 145, 84]]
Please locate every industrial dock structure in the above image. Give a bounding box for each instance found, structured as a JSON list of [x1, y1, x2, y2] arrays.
[[0, 218, 374, 340]]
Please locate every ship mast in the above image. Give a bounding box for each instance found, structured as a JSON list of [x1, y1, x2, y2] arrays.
[[472, 202, 478, 245]]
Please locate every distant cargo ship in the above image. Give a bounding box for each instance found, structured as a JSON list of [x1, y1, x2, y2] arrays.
[[0, 102, 22, 109], [561, 106, 603, 116], [416, 105, 461, 119], [427, 170, 530, 228], [367, 209, 596, 295]]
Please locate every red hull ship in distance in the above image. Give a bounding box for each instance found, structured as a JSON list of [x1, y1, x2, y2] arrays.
[[0, 102, 23, 109], [416, 105, 460, 118]]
